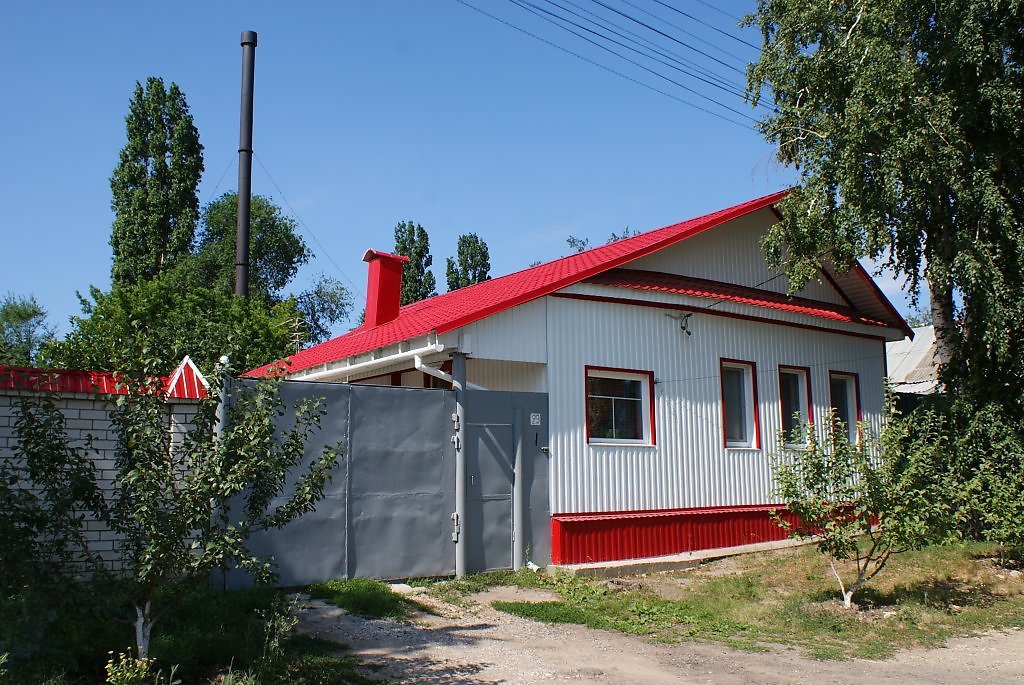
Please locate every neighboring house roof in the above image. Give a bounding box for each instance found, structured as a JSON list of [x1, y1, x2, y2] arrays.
[[248, 189, 911, 378], [886, 325, 939, 394], [0, 356, 209, 399]]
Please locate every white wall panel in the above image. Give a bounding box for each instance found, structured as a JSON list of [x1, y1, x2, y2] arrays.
[[545, 295, 886, 514], [467, 359, 547, 392], [627, 209, 847, 306], [459, 299, 548, 363]]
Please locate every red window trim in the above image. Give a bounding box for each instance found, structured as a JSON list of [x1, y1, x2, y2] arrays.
[[778, 364, 814, 426], [584, 365, 657, 446], [720, 358, 761, 449]]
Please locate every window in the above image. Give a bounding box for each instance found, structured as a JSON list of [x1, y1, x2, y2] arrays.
[[778, 366, 812, 444], [585, 367, 654, 444], [829, 371, 860, 443], [721, 359, 760, 449]]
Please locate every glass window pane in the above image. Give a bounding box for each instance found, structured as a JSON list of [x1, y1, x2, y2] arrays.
[[723, 367, 747, 443], [830, 377, 854, 440], [780, 372, 801, 436], [587, 396, 614, 439], [588, 376, 641, 400], [612, 398, 642, 439]]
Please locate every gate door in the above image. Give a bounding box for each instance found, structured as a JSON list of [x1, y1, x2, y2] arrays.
[[464, 391, 515, 572]]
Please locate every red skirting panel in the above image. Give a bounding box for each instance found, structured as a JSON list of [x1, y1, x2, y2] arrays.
[[550, 504, 799, 565]]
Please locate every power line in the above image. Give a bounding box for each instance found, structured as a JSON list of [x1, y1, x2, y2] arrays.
[[594, 0, 752, 69], [649, 0, 761, 50], [201, 154, 237, 207], [558, 0, 748, 95], [453, 0, 753, 128], [252, 154, 365, 299], [539, 0, 767, 108], [688, 0, 743, 24], [507, 0, 758, 122]]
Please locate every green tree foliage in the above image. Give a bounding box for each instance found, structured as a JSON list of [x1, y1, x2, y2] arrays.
[[773, 409, 952, 608], [566, 235, 590, 254], [746, 1, 1024, 419], [1, 368, 342, 662], [41, 279, 300, 376], [109, 77, 204, 286], [295, 274, 352, 345], [0, 293, 54, 366], [193, 192, 311, 300], [445, 233, 491, 291], [393, 220, 436, 305]]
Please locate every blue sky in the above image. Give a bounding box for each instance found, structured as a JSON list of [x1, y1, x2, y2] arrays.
[[1, 1, 916, 339]]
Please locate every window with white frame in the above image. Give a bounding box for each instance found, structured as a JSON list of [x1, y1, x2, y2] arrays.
[[585, 367, 654, 444], [829, 372, 860, 443], [779, 366, 811, 444], [721, 359, 759, 448]]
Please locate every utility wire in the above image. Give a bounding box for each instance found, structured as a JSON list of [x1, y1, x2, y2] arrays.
[[595, 0, 752, 68], [689, 0, 743, 24], [453, 0, 752, 128], [507, 0, 758, 122], [650, 0, 762, 50], [201, 154, 237, 207], [252, 154, 365, 299], [540, 0, 768, 108], [558, 0, 746, 95]]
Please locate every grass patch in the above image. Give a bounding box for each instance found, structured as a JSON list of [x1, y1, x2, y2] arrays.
[[415, 568, 549, 607], [309, 577, 423, 619], [486, 542, 1024, 660]]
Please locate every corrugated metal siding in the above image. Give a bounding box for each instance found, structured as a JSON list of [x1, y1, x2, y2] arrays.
[[546, 295, 886, 514], [626, 209, 846, 306], [460, 299, 548, 363], [467, 359, 547, 392], [550, 506, 801, 564]]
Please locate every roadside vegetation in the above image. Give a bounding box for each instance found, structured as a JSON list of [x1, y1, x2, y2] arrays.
[[0, 583, 373, 685], [426, 543, 1024, 661]]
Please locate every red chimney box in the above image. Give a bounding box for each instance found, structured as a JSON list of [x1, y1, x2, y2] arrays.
[[362, 249, 410, 327]]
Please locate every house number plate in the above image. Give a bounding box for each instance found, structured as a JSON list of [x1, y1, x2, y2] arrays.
[[530, 412, 542, 426]]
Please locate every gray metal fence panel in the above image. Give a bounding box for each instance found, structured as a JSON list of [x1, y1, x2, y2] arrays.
[[225, 381, 547, 587]]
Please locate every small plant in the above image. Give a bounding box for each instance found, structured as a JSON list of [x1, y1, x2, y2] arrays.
[[104, 651, 180, 685], [254, 593, 298, 680], [772, 408, 951, 608]]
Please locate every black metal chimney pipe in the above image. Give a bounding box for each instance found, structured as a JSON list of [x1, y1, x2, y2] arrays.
[[235, 30, 257, 298]]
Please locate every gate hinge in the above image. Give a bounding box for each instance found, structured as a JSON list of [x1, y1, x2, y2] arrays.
[[451, 412, 460, 430], [450, 512, 460, 542], [451, 434, 461, 450]]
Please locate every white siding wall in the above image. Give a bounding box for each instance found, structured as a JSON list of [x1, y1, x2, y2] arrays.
[[628, 208, 847, 306], [459, 299, 548, 363], [467, 359, 547, 392], [544, 295, 886, 514]]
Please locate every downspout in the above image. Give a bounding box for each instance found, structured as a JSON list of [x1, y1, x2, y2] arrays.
[[453, 351, 467, 577]]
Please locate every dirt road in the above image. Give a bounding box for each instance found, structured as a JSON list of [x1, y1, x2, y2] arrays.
[[294, 586, 1024, 684]]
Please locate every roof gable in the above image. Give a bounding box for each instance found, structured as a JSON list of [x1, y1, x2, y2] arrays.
[[247, 189, 908, 377]]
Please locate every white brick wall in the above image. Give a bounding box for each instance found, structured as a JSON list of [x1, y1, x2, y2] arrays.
[[0, 388, 201, 573]]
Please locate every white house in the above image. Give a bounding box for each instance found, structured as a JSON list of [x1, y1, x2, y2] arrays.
[[249, 190, 912, 565]]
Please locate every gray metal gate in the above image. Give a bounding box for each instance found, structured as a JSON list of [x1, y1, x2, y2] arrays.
[[227, 381, 548, 587]]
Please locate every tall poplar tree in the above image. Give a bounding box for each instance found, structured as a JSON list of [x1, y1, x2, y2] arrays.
[[109, 77, 204, 286], [393, 220, 437, 305], [445, 233, 491, 291]]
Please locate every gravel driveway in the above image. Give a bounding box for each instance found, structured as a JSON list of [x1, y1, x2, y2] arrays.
[[293, 585, 1024, 684]]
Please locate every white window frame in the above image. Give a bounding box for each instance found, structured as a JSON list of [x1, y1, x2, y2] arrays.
[[779, 366, 811, 446], [721, 359, 760, 449], [585, 366, 655, 446], [829, 371, 861, 444]]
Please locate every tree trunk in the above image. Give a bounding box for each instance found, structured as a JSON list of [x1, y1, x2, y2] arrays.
[[927, 270, 956, 387], [133, 599, 153, 660]]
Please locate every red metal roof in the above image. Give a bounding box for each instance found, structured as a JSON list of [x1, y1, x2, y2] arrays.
[[585, 269, 892, 328], [248, 189, 905, 377], [0, 357, 208, 399]]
